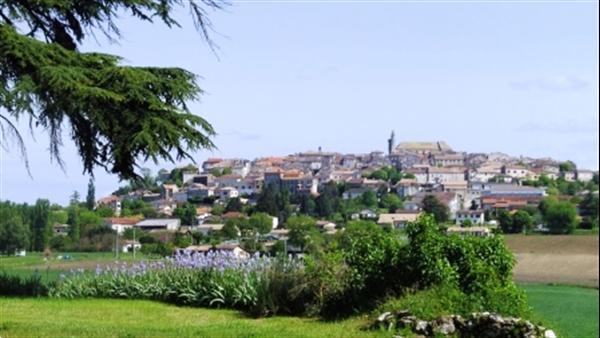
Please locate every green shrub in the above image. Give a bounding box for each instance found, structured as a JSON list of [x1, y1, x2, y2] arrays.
[[0, 271, 51, 296]]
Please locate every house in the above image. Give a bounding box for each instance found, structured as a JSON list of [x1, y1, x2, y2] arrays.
[[432, 153, 465, 167], [215, 187, 240, 200], [470, 164, 503, 182], [455, 210, 485, 225], [576, 170, 596, 182], [428, 167, 466, 184], [359, 209, 378, 219], [404, 192, 461, 219], [501, 165, 538, 180], [446, 226, 491, 237], [316, 220, 336, 233], [395, 179, 421, 198], [161, 184, 179, 200], [135, 218, 181, 231], [104, 216, 142, 234], [405, 165, 429, 184], [342, 187, 371, 200], [222, 211, 244, 220], [377, 212, 421, 229], [196, 223, 225, 235], [53, 223, 69, 236], [121, 240, 141, 253], [96, 195, 122, 216], [215, 243, 250, 259], [264, 170, 318, 195], [187, 183, 215, 200]]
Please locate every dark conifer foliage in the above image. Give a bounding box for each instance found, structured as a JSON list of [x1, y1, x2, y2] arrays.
[[0, 0, 226, 179]]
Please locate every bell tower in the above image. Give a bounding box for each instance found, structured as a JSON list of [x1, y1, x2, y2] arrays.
[[387, 130, 395, 155]]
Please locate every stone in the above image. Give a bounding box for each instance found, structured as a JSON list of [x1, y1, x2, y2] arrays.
[[395, 309, 411, 318], [544, 330, 557, 338], [377, 312, 391, 322], [414, 320, 430, 334]]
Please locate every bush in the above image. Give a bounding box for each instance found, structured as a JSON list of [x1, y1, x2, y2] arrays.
[[0, 271, 51, 296]]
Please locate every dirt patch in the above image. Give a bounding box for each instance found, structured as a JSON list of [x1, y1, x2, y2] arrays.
[[512, 253, 599, 287], [505, 235, 599, 287]]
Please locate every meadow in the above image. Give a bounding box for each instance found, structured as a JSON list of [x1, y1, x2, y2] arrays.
[[0, 298, 387, 338], [523, 284, 599, 338]]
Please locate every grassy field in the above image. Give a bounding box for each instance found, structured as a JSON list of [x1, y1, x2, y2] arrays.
[[522, 283, 599, 338], [505, 234, 599, 287], [0, 298, 388, 338]]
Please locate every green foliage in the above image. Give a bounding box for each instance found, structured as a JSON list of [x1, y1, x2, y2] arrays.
[[404, 215, 526, 316], [0, 271, 51, 296], [49, 210, 68, 225], [379, 193, 403, 213], [248, 212, 274, 234], [0, 0, 224, 178], [539, 197, 578, 234], [210, 167, 232, 177], [421, 195, 449, 223], [174, 202, 197, 225], [512, 210, 533, 234], [360, 190, 378, 208], [0, 203, 30, 254], [31, 199, 51, 251], [86, 178, 96, 210], [286, 215, 322, 253], [95, 207, 114, 217], [559, 161, 577, 173], [579, 192, 599, 229], [225, 197, 243, 213]]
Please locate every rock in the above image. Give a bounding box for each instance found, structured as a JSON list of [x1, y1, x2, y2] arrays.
[[544, 330, 557, 338], [431, 316, 456, 335], [395, 309, 411, 318], [414, 320, 430, 334], [377, 312, 391, 322]]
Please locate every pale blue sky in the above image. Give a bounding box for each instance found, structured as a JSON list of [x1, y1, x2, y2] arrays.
[[1, 1, 598, 205]]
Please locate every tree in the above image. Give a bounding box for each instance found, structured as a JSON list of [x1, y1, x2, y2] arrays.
[[86, 178, 96, 210], [421, 195, 449, 223], [579, 192, 599, 229], [497, 209, 514, 234], [512, 210, 533, 234], [469, 200, 478, 211], [1, 0, 225, 179], [174, 202, 197, 226], [461, 219, 473, 227], [69, 191, 81, 206], [380, 193, 403, 213], [361, 190, 378, 209], [225, 197, 243, 213], [286, 215, 320, 252], [559, 161, 577, 173], [67, 205, 80, 243], [0, 205, 30, 254], [299, 194, 316, 215], [248, 212, 273, 234], [31, 199, 51, 251], [539, 198, 578, 234], [256, 184, 279, 216]]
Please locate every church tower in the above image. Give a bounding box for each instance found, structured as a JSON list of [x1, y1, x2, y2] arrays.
[[387, 130, 395, 155]]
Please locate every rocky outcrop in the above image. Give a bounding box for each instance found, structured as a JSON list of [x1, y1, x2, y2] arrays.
[[373, 310, 556, 338]]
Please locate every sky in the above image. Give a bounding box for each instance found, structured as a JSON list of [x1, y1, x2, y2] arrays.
[[1, 0, 599, 205]]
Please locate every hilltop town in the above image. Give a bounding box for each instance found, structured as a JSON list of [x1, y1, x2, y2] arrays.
[[84, 134, 598, 252]]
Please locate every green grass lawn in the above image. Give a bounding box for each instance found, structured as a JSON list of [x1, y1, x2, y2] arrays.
[[0, 298, 388, 338], [522, 284, 599, 338]]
